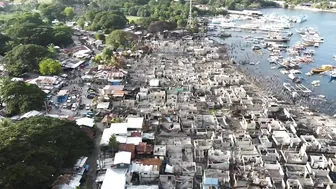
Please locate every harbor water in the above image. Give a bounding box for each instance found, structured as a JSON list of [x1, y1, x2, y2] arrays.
[[219, 8, 336, 114]]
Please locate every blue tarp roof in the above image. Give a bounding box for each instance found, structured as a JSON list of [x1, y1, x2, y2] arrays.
[[204, 178, 219, 185]]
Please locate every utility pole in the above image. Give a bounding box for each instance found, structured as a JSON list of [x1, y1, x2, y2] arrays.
[[187, 0, 193, 28]]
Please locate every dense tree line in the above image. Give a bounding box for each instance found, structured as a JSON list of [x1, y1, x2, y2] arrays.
[[4, 13, 73, 47], [87, 11, 128, 32], [0, 12, 73, 75], [2, 44, 51, 76], [207, 0, 278, 9], [0, 80, 47, 115], [0, 116, 93, 189]]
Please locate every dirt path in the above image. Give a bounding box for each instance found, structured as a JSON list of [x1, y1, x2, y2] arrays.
[[85, 122, 104, 189]]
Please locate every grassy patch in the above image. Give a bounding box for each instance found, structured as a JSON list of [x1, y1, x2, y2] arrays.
[[36, 0, 53, 4], [126, 16, 143, 22]]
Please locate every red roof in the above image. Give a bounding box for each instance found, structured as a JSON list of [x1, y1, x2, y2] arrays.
[[136, 142, 153, 154], [131, 132, 142, 137], [119, 143, 135, 159]]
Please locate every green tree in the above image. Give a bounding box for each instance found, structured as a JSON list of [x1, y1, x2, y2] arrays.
[[47, 43, 58, 57], [95, 33, 106, 41], [147, 20, 177, 33], [0, 80, 47, 115], [106, 30, 133, 50], [39, 58, 62, 75], [0, 33, 12, 56], [84, 10, 99, 22], [63, 7, 75, 20], [108, 134, 119, 152], [89, 11, 128, 31], [0, 118, 13, 127], [0, 116, 93, 189], [39, 3, 66, 22], [52, 25, 73, 47], [6, 22, 55, 46], [177, 19, 187, 28], [6, 13, 44, 26], [3, 44, 51, 76], [134, 17, 158, 29], [77, 17, 85, 28]]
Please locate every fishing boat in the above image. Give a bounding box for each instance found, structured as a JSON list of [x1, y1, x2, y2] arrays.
[[312, 68, 326, 74], [303, 50, 315, 56], [296, 28, 306, 34], [252, 45, 261, 51], [311, 80, 320, 87], [265, 36, 290, 43], [311, 65, 335, 74], [297, 15, 307, 23], [305, 72, 312, 76], [329, 71, 336, 82]]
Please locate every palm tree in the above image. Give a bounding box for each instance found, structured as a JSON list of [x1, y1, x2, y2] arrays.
[[0, 118, 13, 127]]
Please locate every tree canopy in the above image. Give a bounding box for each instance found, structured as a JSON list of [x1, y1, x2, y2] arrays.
[[39, 58, 63, 75], [0, 116, 93, 189], [4, 13, 73, 47], [147, 20, 177, 33], [2, 44, 51, 76], [0, 33, 13, 56], [0, 80, 47, 115], [86, 11, 128, 32], [39, 3, 66, 22], [63, 7, 75, 20], [106, 30, 133, 50]]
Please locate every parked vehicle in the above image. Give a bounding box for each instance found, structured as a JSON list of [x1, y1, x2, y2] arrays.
[[86, 111, 94, 118]]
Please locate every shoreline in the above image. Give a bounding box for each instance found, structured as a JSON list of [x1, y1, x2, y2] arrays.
[[292, 5, 336, 13], [214, 39, 336, 116]]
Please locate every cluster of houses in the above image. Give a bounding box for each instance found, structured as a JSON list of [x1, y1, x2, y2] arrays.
[[51, 35, 336, 189], [3, 22, 336, 188]]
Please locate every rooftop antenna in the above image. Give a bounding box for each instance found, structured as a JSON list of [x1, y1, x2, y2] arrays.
[[187, 0, 193, 28]]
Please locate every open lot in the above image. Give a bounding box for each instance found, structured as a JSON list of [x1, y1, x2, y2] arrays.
[[126, 16, 143, 22]]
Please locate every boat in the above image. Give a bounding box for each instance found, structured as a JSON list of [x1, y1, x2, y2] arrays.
[[296, 28, 306, 34], [297, 15, 307, 23], [312, 65, 335, 74], [290, 70, 302, 74], [252, 45, 261, 51], [221, 32, 232, 38], [280, 70, 289, 74], [265, 36, 290, 43], [329, 71, 336, 82], [311, 80, 320, 87], [305, 72, 312, 76], [303, 50, 315, 56], [318, 95, 326, 99], [314, 43, 319, 47], [312, 68, 325, 74]]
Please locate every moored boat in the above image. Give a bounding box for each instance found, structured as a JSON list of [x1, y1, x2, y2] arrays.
[[329, 71, 336, 82], [265, 36, 290, 43], [312, 65, 335, 74]]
